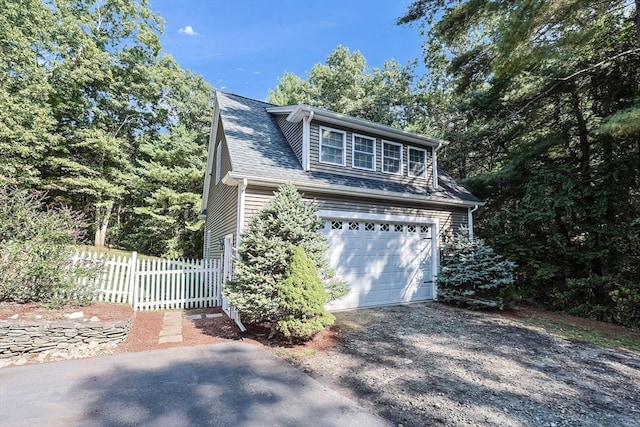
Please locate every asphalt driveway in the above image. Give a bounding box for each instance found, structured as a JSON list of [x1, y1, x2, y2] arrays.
[[0, 342, 388, 427]]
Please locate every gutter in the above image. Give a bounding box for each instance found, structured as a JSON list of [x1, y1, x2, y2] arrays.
[[468, 205, 479, 238], [433, 141, 443, 190], [224, 171, 484, 208]]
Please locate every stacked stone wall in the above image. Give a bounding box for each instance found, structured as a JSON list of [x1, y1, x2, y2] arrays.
[[0, 319, 131, 358]]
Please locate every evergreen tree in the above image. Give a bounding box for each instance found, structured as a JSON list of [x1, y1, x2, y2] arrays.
[[437, 230, 516, 309], [277, 246, 335, 340], [223, 184, 347, 336]]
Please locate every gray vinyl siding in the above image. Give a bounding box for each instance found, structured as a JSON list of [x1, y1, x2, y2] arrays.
[[310, 120, 434, 187], [242, 186, 466, 240], [274, 114, 304, 165], [204, 126, 238, 259]]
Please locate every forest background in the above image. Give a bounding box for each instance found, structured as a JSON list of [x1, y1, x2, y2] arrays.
[[2, 0, 638, 323]]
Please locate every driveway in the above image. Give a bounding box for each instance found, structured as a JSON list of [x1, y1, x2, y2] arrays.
[[0, 342, 388, 427], [299, 303, 640, 427]]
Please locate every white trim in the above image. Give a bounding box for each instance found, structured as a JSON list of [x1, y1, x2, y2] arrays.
[[351, 133, 376, 171], [236, 178, 248, 254], [225, 171, 485, 208], [301, 111, 313, 171], [382, 140, 403, 175], [318, 210, 437, 225], [432, 218, 440, 300], [408, 146, 427, 179], [468, 205, 478, 238], [271, 104, 449, 148], [214, 142, 222, 184], [200, 96, 221, 216], [318, 126, 346, 166], [433, 142, 442, 189]]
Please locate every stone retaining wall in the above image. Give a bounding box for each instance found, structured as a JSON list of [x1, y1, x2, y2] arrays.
[[0, 319, 132, 358]]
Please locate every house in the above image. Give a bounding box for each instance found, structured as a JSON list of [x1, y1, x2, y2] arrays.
[[201, 92, 482, 311]]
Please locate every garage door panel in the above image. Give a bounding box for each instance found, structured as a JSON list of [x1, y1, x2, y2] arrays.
[[323, 219, 434, 310]]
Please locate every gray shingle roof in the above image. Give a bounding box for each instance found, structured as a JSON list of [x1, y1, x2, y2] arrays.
[[217, 91, 481, 205]]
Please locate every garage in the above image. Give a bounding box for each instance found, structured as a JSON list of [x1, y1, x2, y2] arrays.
[[320, 213, 437, 310]]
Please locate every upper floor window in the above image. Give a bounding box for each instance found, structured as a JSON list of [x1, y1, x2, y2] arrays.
[[408, 147, 427, 178], [352, 134, 376, 170], [382, 140, 403, 174], [214, 142, 222, 184], [319, 127, 346, 166]]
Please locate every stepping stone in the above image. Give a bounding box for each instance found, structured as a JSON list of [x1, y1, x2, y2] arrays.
[[205, 313, 223, 319], [159, 335, 183, 344], [185, 314, 203, 320]]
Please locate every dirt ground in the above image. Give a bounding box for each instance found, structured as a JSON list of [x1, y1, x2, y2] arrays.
[[2, 302, 639, 426]]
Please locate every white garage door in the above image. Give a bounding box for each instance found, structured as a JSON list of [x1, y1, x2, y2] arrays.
[[321, 218, 434, 310]]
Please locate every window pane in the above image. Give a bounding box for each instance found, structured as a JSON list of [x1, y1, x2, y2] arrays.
[[353, 152, 374, 169], [383, 143, 401, 173], [353, 136, 375, 170], [408, 148, 426, 177], [321, 129, 344, 164]]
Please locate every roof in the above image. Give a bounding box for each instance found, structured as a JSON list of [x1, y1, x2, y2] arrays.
[[213, 91, 482, 207]]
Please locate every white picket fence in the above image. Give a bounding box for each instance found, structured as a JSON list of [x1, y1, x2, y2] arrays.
[[73, 251, 222, 311]]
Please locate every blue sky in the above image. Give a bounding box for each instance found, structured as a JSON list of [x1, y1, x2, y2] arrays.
[[150, 0, 425, 101]]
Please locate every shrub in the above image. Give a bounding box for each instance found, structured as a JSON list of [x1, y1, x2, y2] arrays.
[[551, 276, 640, 329], [277, 246, 335, 339], [0, 186, 101, 307], [437, 229, 516, 309], [223, 184, 347, 337]]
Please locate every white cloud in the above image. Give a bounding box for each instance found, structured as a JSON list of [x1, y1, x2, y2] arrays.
[[178, 25, 198, 36]]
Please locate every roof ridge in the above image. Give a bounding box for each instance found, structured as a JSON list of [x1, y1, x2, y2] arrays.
[[216, 90, 275, 107]]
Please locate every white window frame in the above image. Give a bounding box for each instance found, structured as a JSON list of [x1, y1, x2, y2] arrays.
[[214, 141, 222, 184], [319, 126, 346, 166], [382, 140, 403, 175], [408, 146, 427, 178], [351, 133, 376, 171]]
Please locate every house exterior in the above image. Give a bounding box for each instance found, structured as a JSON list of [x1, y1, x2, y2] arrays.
[[201, 91, 482, 311]]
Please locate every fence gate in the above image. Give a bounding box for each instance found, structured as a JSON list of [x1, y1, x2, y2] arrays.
[[74, 251, 222, 311]]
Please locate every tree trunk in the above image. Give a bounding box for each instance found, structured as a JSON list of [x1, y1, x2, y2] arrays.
[[571, 90, 590, 176], [94, 201, 113, 247], [636, 0, 640, 47]]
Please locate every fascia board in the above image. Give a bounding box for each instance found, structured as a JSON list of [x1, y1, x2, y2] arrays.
[[200, 96, 221, 215]]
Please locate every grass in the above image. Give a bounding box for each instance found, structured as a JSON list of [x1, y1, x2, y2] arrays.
[[76, 245, 160, 260], [274, 348, 317, 364], [522, 314, 640, 352]]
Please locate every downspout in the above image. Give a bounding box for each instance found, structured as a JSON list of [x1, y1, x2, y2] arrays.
[[233, 178, 248, 333], [433, 142, 443, 189], [302, 111, 314, 171], [468, 205, 479, 239], [236, 178, 248, 254]]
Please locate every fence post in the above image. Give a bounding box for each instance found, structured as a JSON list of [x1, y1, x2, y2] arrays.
[[126, 251, 138, 310]]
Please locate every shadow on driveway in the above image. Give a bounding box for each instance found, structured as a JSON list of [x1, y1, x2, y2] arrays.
[[0, 342, 388, 427]]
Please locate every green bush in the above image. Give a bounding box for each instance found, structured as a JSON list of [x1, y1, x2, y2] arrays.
[[0, 186, 102, 307], [437, 229, 516, 309], [223, 184, 347, 337], [277, 246, 335, 340], [552, 276, 640, 329]]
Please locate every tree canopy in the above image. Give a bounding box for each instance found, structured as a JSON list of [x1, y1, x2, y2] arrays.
[[1, 0, 214, 257], [399, 0, 640, 308]]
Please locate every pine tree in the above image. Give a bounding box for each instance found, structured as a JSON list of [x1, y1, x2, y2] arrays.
[[222, 184, 347, 336], [277, 246, 335, 340], [437, 230, 516, 309]]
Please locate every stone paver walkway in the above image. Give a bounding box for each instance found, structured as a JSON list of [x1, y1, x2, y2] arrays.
[[158, 311, 183, 344]]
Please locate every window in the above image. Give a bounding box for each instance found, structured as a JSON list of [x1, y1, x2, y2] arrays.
[[408, 147, 427, 178], [331, 221, 343, 230], [349, 221, 359, 231], [319, 127, 346, 165], [382, 141, 402, 174], [352, 134, 376, 170], [380, 224, 390, 232], [214, 142, 222, 184]]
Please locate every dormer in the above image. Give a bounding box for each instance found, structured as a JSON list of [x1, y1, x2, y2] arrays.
[[267, 105, 448, 190]]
